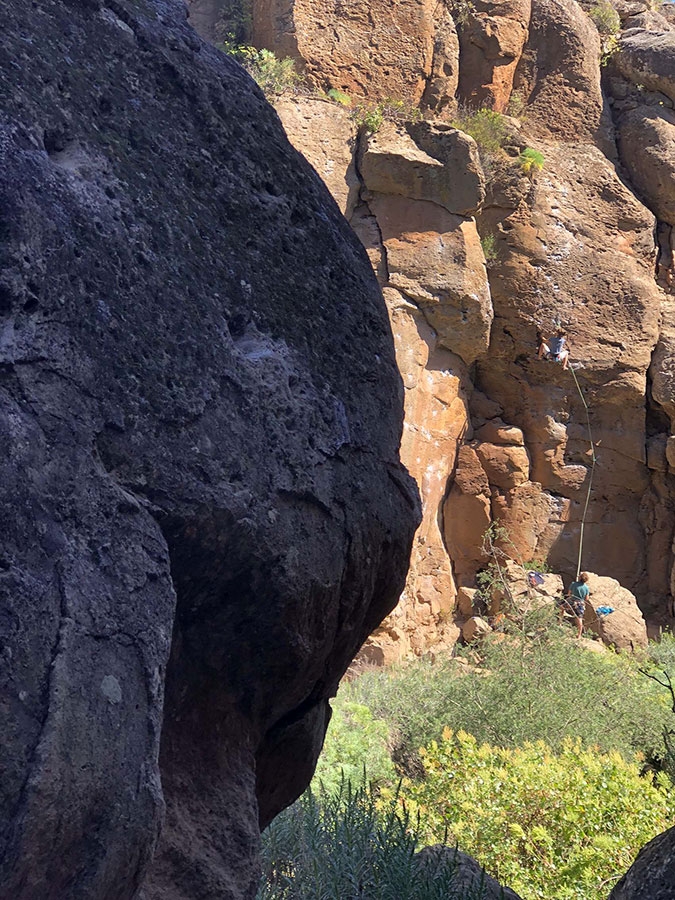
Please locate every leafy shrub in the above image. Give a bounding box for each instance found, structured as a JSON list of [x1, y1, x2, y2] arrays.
[[518, 147, 545, 176], [645, 632, 675, 675], [451, 108, 508, 155], [589, 0, 621, 34], [258, 781, 490, 900], [352, 98, 423, 134], [480, 234, 498, 266], [312, 698, 396, 794], [344, 631, 672, 772], [326, 87, 352, 106], [443, 0, 476, 26], [398, 731, 673, 900], [221, 45, 301, 97], [353, 104, 385, 133], [507, 90, 526, 119]]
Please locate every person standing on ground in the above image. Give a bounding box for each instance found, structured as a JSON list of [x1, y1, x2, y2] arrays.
[[567, 572, 590, 638]]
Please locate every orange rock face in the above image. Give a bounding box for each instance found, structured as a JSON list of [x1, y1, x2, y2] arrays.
[[271, 0, 675, 657], [253, 0, 456, 105], [457, 0, 532, 112]]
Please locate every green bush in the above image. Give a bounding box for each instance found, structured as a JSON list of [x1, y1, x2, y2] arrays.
[[312, 698, 396, 794], [258, 781, 491, 900], [326, 87, 351, 106], [220, 44, 300, 97], [589, 0, 621, 34], [452, 108, 508, 155], [352, 98, 422, 134], [398, 731, 673, 900], [344, 631, 672, 772], [443, 0, 476, 26], [507, 90, 526, 119], [480, 234, 498, 266], [518, 147, 545, 176], [646, 632, 675, 674]]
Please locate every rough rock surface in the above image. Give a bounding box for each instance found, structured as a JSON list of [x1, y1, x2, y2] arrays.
[[253, 0, 457, 104], [184, 0, 225, 42], [0, 2, 419, 898], [488, 560, 563, 617], [477, 141, 661, 593], [583, 574, 649, 650], [609, 824, 675, 900], [273, 98, 360, 217], [360, 122, 485, 217], [415, 846, 523, 900], [271, 0, 675, 651], [614, 29, 675, 104], [462, 615, 492, 641], [444, 445, 492, 583], [512, 0, 605, 140], [616, 106, 675, 226], [457, 0, 532, 112]]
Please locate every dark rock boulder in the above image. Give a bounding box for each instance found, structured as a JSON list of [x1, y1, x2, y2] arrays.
[[414, 846, 523, 900], [610, 825, 675, 900], [0, 2, 419, 898]]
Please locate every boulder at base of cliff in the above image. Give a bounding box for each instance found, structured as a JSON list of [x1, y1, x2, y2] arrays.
[[489, 560, 563, 617], [583, 574, 648, 651], [463, 616, 492, 642], [610, 824, 675, 900], [414, 846, 523, 900]]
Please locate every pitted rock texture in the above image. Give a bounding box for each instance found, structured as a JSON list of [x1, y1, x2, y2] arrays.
[[609, 824, 675, 900], [415, 846, 523, 900], [616, 106, 675, 227], [477, 141, 661, 595], [512, 0, 605, 140], [253, 0, 452, 103], [456, 0, 532, 112], [0, 1, 419, 897], [614, 29, 675, 104]]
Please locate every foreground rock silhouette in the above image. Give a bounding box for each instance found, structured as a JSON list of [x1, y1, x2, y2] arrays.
[[0, 1, 419, 897]]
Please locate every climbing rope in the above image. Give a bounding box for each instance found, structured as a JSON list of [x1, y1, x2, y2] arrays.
[[568, 363, 596, 580]]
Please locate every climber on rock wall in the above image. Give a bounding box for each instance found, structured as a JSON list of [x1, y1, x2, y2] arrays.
[[537, 326, 570, 369]]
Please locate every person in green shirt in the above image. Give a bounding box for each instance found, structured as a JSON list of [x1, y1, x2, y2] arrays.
[[567, 572, 590, 638]]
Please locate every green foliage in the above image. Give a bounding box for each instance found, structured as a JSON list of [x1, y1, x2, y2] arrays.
[[352, 98, 423, 133], [353, 104, 385, 133], [220, 44, 301, 97], [443, 0, 476, 26], [589, 0, 621, 34], [312, 698, 396, 793], [215, 0, 253, 45], [480, 234, 498, 267], [521, 558, 552, 573], [258, 781, 489, 900], [507, 90, 526, 119], [518, 147, 545, 176], [641, 634, 675, 779], [326, 87, 352, 106], [451, 108, 508, 155], [344, 631, 673, 773], [398, 731, 673, 900], [647, 632, 675, 674]]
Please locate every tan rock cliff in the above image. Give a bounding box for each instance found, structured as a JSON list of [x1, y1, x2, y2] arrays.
[[187, 0, 675, 659]]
